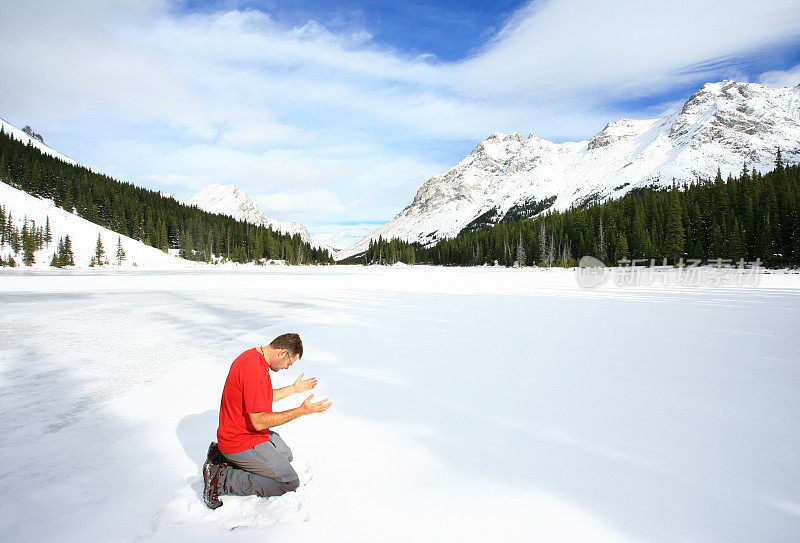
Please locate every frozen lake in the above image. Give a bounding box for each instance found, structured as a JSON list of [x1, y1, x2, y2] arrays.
[[1, 265, 799, 542]]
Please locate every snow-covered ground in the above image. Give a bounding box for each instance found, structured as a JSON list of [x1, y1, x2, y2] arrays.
[[1, 266, 798, 542]]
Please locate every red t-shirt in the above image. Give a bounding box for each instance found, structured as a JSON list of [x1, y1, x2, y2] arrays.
[[217, 348, 273, 454]]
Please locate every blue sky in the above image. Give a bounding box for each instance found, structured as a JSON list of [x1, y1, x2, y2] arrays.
[[177, 0, 529, 61], [2, 0, 800, 234]]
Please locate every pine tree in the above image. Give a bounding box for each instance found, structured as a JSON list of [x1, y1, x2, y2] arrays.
[[45, 216, 52, 245], [50, 238, 64, 268], [562, 236, 573, 266], [730, 219, 745, 262], [665, 192, 685, 265], [158, 220, 168, 252], [502, 227, 510, 267], [209, 230, 217, 262], [516, 230, 526, 267], [115, 236, 126, 265], [64, 235, 75, 266], [539, 221, 547, 266], [5, 212, 13, 247], [614, 232, 628, 263], [597, 217, 608, 263], [21, 221, 35, 266], [92, 233, 106, 266], [34, 223, 42, 250], [631, 206, 649, 258], [10, 222, 20, 254], [179, 231, 194, 260]]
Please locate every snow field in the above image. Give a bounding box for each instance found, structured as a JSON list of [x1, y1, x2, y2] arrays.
[[1, 266, 799, 542]]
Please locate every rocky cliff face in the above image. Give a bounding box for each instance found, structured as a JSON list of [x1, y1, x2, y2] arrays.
[[336, 80, 800, 260], [21, 125, 44, 143]]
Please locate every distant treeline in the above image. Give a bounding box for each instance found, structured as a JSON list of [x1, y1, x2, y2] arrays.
[[0, 129, 333, 264], [345, 154, 800, 267], [338, 236, 417, 265]]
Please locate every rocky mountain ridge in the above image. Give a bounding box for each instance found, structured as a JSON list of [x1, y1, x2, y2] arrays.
[[336, 80, 800, 260]]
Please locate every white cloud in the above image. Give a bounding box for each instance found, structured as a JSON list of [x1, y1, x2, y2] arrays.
[[456, 0, 800, 97], [217, 108, 298, 148], [2, 0, 800, 227], [308, 222, 381, 235], [759, 64, 800, 87], [252, 190, 346, 219]]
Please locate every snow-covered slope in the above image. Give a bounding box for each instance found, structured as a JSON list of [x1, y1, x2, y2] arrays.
[[0, 180, 192, 268], [336, 80, 800, 260], [312, 225, 374, 251], [185, 184, 329, 250], [0, 118, 77, 165]]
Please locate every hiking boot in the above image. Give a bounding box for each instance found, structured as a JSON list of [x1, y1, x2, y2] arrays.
[[207, 442, 228, 466], [203, 442, 226, 509]]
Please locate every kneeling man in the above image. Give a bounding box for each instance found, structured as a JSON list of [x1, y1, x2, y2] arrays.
[[203, 333, 331, 509]]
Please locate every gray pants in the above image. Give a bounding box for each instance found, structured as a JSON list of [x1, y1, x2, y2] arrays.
[[220, 431, 300, 497]]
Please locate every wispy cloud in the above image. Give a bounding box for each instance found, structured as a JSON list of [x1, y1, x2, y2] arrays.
[[1, 0, 799, 230], [253, 189, 346, 218], [759, 64, 800, 87]]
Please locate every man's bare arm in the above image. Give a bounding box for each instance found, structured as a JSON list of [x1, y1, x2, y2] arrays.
[[272, 374, 318, 402], [248, 407, 304, 430], [271, 386, 295, 403], [248, 394, 331, 431]]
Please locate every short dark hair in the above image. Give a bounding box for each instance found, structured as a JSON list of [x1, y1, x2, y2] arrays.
[[270, 333, 303, 358]]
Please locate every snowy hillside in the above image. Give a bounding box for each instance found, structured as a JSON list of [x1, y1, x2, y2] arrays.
[[0, 180, 192, 268], [0, 118, 77, 165], [336, 80, 800, 260], [185, 184, 329, 250]]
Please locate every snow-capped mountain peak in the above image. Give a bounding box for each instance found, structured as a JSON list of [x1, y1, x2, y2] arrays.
[[185, 184, 327, 250], [186, 184, 264, 224], [588, 118, 658, 150], [336, 80, 800, 260], [312, 225, 375, 251]]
